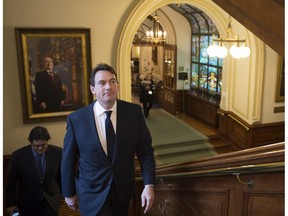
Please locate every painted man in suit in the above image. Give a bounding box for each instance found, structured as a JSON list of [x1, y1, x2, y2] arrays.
[[5, 126, 63, 216], [34, 56, 66, 112], [61, 63, 156, 216]]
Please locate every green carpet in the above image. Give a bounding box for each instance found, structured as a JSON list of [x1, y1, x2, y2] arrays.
[[145, 109, 217, 165]]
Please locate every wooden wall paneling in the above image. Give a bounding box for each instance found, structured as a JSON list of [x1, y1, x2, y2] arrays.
[[249, 123, 285, 147], [217, 111, 228, 135], [175, 90, 185, 112], [243, 193, 284, 216], [242, 172, 284, 216], [216, 110, 284, 149], [134, 170, 284, 216], [135, 177, 231, 216], [185, 93, 219, 128], [226, 115, 249, 148], [133, 144, 284, 215], [227, 189, 243, 216]]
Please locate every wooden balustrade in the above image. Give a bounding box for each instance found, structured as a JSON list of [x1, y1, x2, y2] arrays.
[[133, 142, 284, 216], [3, 143, 284, 216]]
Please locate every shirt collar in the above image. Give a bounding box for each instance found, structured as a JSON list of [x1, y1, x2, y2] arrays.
[[95, 100, 117, 116], [31, 146, 46, 158]]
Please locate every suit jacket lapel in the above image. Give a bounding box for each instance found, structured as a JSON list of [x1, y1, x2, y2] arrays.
[[44, 147, 53, 180], [26, 146, 43, 181], [113, 100, 126, 161]]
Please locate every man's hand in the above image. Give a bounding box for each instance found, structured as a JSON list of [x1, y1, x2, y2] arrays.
[[141, 185, 155, 214], [7, 206, 18, 216], [39, 102, 46, 110], [65, 195, 79, 211]]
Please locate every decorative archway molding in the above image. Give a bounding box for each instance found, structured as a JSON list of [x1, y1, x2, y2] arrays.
[[116, 0, 264, 125], [116, 0, 231, 101]]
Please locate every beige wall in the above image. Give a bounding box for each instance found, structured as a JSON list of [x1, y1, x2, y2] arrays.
[[3, 0, 284, 155], [3, 0, 135, 154]]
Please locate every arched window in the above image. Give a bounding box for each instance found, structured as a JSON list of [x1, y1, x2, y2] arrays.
[[170, 4, 222, 100]]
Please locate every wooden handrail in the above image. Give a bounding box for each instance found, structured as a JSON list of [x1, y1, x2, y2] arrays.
[[136, 161, 284, 182], [135, 143, 284, 178]]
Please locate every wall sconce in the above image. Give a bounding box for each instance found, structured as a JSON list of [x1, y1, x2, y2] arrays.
[[207, 16, 250, 59]]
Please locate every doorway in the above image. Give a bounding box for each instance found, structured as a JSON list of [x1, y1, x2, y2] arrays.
[[131, 44, 177, 114]]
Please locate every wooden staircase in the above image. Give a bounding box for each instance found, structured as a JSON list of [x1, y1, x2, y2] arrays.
[[175, 112, 236, 154]]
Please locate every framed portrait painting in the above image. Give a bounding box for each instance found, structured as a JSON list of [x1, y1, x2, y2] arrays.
[[15, 28, 92, 123]]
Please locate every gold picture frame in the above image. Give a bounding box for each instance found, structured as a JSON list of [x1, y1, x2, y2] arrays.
[[15, 28, 92, 123], [275, 57, 284, 102]]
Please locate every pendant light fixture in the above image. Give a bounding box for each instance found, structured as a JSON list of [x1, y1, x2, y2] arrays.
[[207, 16, 250, 59], [146, 10, 167, 44]]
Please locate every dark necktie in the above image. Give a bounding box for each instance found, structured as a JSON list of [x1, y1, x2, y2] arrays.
[[49, 71, 55, 82], [105, 111, 115, 160], [35, 154, 43, 180]]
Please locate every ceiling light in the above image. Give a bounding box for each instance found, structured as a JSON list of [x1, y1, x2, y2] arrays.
[[207, 16, 250, 59], [146, 10, 167, 44]]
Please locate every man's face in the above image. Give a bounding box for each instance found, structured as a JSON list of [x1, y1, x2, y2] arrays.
[[31, 140, 48, 154], [44, 57, 53, 71], [90, 70, 119, 107]]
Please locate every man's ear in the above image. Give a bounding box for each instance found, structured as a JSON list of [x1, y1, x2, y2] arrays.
[[90, 85, 95, 94]]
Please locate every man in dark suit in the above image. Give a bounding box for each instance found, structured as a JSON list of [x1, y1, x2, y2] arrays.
[[5, 126, 63, 216], [61, 63, 156, 216], [140, 73, 155, 118], [34, 56, 66, 112]]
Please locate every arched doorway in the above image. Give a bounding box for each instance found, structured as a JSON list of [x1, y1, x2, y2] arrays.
[[116, 0, 229, 102]]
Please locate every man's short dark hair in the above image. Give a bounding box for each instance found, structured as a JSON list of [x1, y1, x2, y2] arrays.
[[90, 63, 117, 86], [28, 126, 51, 142]]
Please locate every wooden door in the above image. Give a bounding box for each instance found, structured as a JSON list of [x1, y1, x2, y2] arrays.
[[161, 44, 177, 114]]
